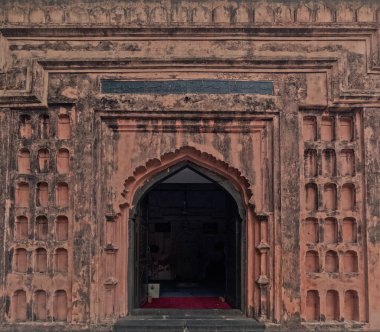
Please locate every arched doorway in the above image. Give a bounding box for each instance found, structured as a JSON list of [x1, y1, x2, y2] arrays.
[[128, 161, 246, 311]]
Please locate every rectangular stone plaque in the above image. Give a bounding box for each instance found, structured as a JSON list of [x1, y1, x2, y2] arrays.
[[101, 80, 273, 95]]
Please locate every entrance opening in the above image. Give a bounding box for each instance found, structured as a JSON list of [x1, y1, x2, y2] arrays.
[[132, 165, 242, 310]]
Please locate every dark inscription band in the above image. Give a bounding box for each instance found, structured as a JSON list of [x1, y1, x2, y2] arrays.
[[101, 80, 273, 95]]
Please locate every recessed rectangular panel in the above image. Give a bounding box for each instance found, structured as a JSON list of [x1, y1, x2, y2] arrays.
[[101, 80, 274, 95]]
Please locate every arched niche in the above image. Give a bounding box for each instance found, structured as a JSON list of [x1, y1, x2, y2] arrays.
[[304, 149, 318, 178], [322, 149, 336, 177], [341, 183, 356, 211], [303, 116, 317, 141], [19, 114, 32, 139], [58, 114, 71, 139], [35, 215, 48, 241], [344, 290, 359, 321], [56, 182, 69, 207], [306, 290, 320, 321], [17, 148, 31, 174], [325, 250, 339, 273], [55, 215, 69, 241], [305, 183, 318, 211], [38, 148, 50, 173], [321, 116, 335, 141], [304, 217, 318, 244], [323, 183, 337, 211], [36, 182, 49, 207], [324, 217, 338, 244], [305, 250, 319, 273], [12, 289, 27, 321], [16, 182, 29, 208], [13, 248, 28, 273], [54, 248, 68, 273], [35, 248, 47, 273], [15, 216, 28, 240], [343, 250, 358, 273], [57, 148, 70, 174], [53, 290, 68, 321], [33, 290, 47, 321], [326, 290, 340, 320], [39, 114, 50, 139]]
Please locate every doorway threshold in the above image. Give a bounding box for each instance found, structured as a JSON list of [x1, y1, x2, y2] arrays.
[[115, 310, 265, 332]]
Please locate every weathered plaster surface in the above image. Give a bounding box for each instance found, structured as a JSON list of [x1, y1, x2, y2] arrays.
[[0, 0, 379, 331]]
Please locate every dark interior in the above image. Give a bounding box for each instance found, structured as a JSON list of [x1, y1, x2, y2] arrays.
[[134, 167, 241, 309]]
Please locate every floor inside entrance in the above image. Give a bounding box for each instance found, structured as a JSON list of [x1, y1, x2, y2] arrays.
[[143, 281, 231, 309], [142, 296, 232, 309], [139, 167, 240, 310]]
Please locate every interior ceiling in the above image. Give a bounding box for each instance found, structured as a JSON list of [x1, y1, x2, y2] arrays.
[[162, 168, 212, 184]]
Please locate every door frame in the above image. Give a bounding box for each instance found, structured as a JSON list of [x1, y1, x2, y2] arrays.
[[127, 161, 247, 313]]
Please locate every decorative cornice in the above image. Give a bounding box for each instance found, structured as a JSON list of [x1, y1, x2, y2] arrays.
[[0, 1, 379, 28], [0, 15, 380, 107]]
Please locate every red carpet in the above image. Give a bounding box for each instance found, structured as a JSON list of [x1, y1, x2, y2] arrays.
[[142, 297, 232, 309]]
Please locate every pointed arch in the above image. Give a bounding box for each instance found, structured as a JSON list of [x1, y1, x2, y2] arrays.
[[120, 146, 254, 219]]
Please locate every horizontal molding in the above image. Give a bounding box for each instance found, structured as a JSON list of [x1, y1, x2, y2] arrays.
[[38, 58, 337, 71], [96, 111, 278, 119], [101, 116, 270, 133], [1, 27, 377, 38]]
